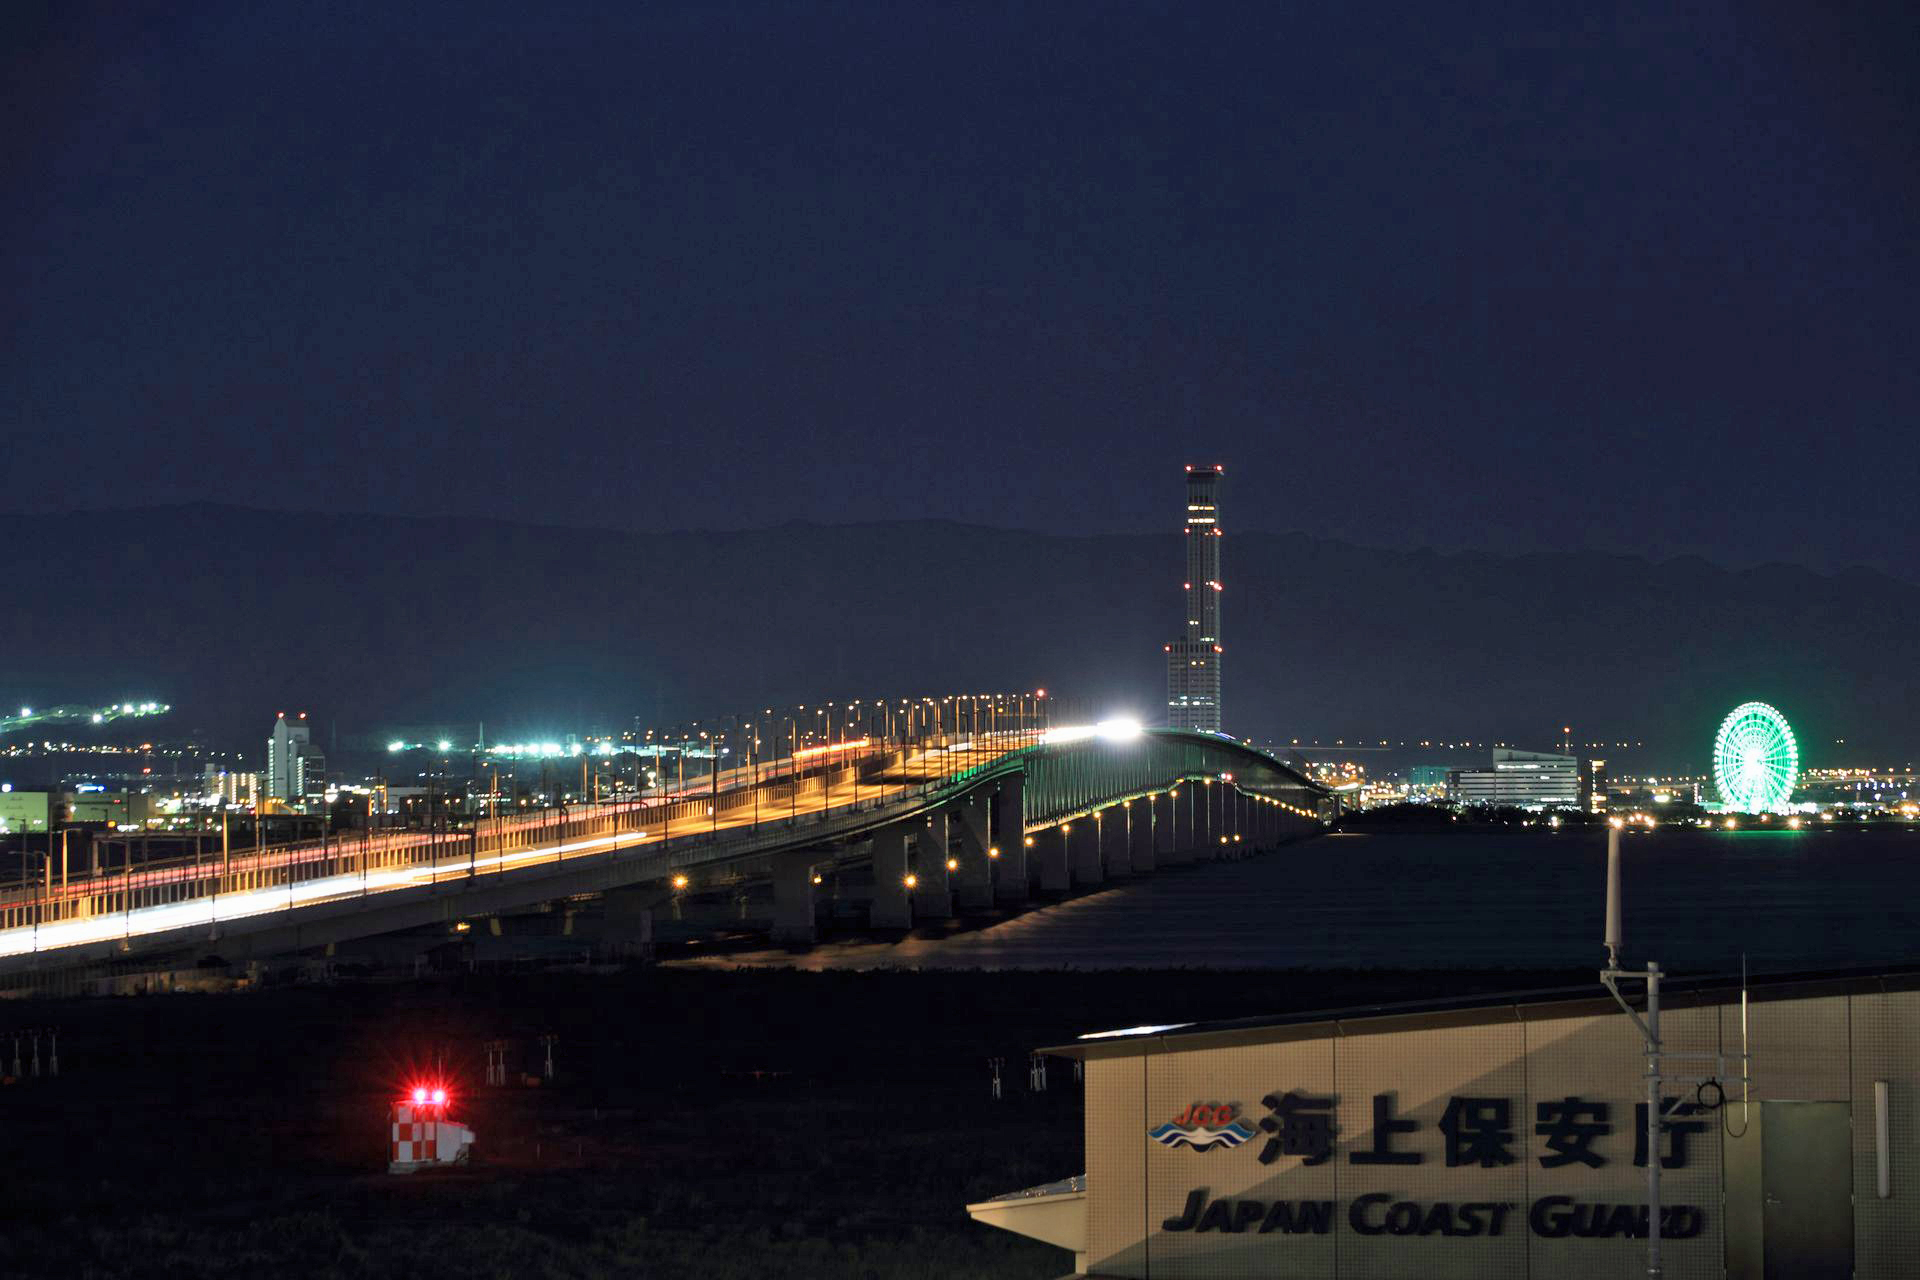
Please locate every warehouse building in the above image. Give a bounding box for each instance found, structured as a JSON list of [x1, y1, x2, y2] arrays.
[[1449, 748, 1582, 810], [969, 967, 1918, 1279]]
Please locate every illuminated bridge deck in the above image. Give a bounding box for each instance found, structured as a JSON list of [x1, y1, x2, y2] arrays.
[[0, 727, 1331, 978]]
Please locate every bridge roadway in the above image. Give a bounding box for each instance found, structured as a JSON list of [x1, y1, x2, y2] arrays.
[[0, 727, 1330, 979]]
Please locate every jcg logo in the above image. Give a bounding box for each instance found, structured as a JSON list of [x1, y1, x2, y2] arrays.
[[1149, 1102, 1256, 1152]]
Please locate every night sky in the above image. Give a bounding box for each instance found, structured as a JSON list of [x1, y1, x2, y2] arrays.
[[7, 2, 1916, 572]]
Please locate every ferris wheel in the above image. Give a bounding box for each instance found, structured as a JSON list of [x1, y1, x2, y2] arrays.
[[1713, 701, 1799, 813]]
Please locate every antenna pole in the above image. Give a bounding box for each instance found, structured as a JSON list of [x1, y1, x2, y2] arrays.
[[1741, 953, 1750, 1130], [1645, 960, 1662, 1278], [1599, 820, 1663, 1278], [1605, 823, 1622, 969]]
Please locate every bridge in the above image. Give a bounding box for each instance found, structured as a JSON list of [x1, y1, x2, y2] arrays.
[[0, 721, 1331, 982]]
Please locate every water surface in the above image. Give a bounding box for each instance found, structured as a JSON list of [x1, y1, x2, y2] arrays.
[[670, 827, 1920, 975]]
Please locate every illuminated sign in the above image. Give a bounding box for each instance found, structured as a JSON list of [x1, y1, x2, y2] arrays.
[[1157, 1087, 1708, 1241]]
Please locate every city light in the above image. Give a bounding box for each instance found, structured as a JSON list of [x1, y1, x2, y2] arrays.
[[1043, 716, 1143, 746], [487, 742, 569, 759]]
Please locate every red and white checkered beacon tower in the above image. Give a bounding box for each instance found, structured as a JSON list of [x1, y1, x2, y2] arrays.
[[389, 1082, 476, 1173]]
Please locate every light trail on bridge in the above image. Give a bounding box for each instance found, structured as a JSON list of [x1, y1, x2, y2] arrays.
[[0, 826, 651, 959]]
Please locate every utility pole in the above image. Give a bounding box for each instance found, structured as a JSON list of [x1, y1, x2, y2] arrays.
[[1598, 821, 1750, 1279]]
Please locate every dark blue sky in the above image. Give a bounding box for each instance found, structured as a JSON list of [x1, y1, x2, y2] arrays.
[[7, 2, 1915, 571]]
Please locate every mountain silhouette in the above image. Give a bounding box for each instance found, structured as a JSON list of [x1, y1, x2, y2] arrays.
[[2, 503, 1904, 769]]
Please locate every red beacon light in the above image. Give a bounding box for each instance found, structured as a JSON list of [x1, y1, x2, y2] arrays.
[[408, 1084, 450, 1108]]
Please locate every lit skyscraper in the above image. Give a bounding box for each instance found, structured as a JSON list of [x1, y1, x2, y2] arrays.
[[1165, 464, 1223, 732], [266, 711, 325, 804]]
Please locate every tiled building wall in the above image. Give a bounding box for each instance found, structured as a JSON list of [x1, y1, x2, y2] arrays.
[[1085, 989, 1918, 1278], [1144, 1038, 1336, 1279], [1087, 1054, 1149, 1277], [1850, 990, 1920, 1278]]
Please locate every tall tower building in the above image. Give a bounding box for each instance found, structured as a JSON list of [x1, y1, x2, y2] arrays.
[[1165, 464, 1224, 732], [266, 711, 324, 804]]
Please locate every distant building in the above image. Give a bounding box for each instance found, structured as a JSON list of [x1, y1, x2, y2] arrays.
[[63, 790, 151, 827], [203, 764, 260, 809], [266, 712, 326, 804], [1408, 764, 1452, 795], [1165, 464, 1224, 732], [1449, 748, 1581, 810], [0, 787, 51, 834], [1584, 758, 1609, 814]]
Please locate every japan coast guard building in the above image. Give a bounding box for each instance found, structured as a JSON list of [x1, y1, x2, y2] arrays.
[[968, 967, 1920, 1279]]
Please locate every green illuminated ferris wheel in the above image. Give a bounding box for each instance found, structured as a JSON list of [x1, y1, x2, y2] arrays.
[[1713, 701, 1799, 812]]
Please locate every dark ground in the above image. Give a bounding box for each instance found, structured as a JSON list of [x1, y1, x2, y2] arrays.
[[0, 966, 1585, 1279]]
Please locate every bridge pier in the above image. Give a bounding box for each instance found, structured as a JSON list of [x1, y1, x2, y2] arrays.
[[992, 774, 1027, 905], [770, 849, 819, 945], [1099, 806, 1130, 877], [912, 811, 954, 918], [1159, 782, 1190, 859], [1069, 819, 1103, 887], [951, 791, 994, 913], [1196, 780, 1218, 858], [1033, 826, 1069, 895], [602, 883, 679, 960], [1128, 798, 1155, 873], [1152, 790, 1180, 865], [869, 823, 913, 930]]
